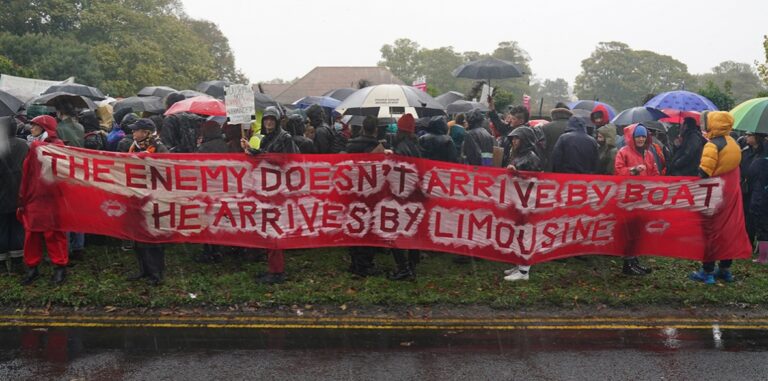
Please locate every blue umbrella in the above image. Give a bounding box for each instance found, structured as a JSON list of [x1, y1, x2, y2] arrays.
[[293, 96, 341, 110], [611, 106, 668, 126], [568, 100, 617, 120], [644, 90, 718, 112]]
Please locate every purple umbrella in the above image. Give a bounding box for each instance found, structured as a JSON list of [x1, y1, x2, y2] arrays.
[[643, 90, 718, 112]]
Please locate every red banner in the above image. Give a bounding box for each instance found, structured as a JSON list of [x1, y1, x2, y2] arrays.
[[18, 143, 751, 265]]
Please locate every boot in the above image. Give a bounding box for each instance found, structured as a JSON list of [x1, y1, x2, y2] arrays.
[[754, 241, 768, 264], [21, 266, 39, 286], [127, 251, 148, 281], [631, 258, 652, 274], [51, 266, 67, 286], [390, 249, 416, 281], [622, 259, 647, 276]]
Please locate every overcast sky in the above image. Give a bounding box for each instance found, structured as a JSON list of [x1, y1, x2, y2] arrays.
[[181, 0, 766, 86]]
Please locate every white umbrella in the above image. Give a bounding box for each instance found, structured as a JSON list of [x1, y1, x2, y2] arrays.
[[335, 84, 445, 118]]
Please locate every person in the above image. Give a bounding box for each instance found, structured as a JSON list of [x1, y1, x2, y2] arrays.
[[503, 126, 543, 281], [196, 116, 229, 154], [614, 124, 658, 275], [590, 105, 614, 138], [740, 131, 767, 247], [307, 105, 343, 154], [126, 118, 168, 286], [54, 101, 84, 147], [551, 116, 599, 174], [389, 114, 421, 280], [419, 116, 458, 163], [596, 123, 618, 175], [647, 127, 671, 175], [241, 106, 299, 284], [0, 116, 29, 270], [342, 116, 385, 277], [80, 110, 108, 151], [117, 113, 140, 152], [449, 114, 467, 156], [18, 115, 69, 286], [749, 150, 768, 264], [668, 117, 706, 176], [540, 106, 573, 171], [285, 113, 316, 154], [690, 111, 742, 284], [462, 109, 495, 167]]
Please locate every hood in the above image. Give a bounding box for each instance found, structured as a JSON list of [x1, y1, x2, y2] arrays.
[[200, 121, 223, 140], [508, 126, 537, 154], [550, 108, 573, 121], [622, 123, 654, 154], [426, 116, 448, 135], [565, 116, 588, 134], [261, 106, 281, 127], [597, 124, 617, 147], [706, 111, 733, 138], [30, 115, 59, 138], [591, 104, 612, 124], [465, 109, 485, 130], [96, 103, 114, 130]]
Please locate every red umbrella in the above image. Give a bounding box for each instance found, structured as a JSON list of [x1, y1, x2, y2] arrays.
[[659, 109, 700, 125], [164, 96, 226, 116]]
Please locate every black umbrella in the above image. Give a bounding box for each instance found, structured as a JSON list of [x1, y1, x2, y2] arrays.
[[43, 83, 106, 101], [114, 96, 165, 113], [138, 86, 177, 98], [452, 57, 524, 86], [435, 91, 465, 107], [254, 92, 280, 110], [0, 89, 24, 117], [178, 89, 209, 99], [322, 88, 357, 101], [195, 80, 232, 99], [640, 120, 668, 132], [33, 92, 96, 110], [446, 100, 488, 114], [611, 106, 668, 126]]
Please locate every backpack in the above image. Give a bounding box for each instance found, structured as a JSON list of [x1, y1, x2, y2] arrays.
[[329, 125, 348, 154], [84, 131, 107, 150]]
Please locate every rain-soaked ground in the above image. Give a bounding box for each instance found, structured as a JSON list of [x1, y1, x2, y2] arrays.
[[1, 326, 768, 380]]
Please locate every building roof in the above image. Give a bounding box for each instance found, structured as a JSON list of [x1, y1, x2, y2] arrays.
[[268, 67, 405, 104], [254, 83, 291, 98]]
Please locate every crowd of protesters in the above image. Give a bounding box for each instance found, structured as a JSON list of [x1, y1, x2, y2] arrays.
[[1, 90, 767, 288]]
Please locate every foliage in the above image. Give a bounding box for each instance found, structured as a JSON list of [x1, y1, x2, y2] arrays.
[[378, 38, 421, 85], [758, 35, 768, 86], [575, 42, 693, 110], [697, 80, 736, 111], [694, 61, 766, 103], [2, 242, 768, 310], [0, 54, 36, 78], [529, 78, 570, 116], [0, 0, 245, 97]]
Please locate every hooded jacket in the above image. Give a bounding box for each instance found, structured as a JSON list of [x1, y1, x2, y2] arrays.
[[462, 110, 495, 166], [343, 134, 381, 153], [507, 126, 542, 172], [540, 108, 572, 170], [0, 117, 30, 213], [669, 121, 706, 176], [197, 122, 230, 153], [419, 117, 458, 163], [614, 124, 659, 176], [29, 115, 64, 145], [551, 116, 599, 174], [596, 124, 618, 175], [700, 111, 741, 177], [285, 115, 316, 154], [56, 116, 84, 147], [260, 123, 299, 154]]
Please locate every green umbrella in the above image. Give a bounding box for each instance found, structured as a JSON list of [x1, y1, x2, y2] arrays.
[[731, 97, 768, 133]]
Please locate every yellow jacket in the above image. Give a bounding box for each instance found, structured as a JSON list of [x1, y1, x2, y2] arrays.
[[699, 111, 741, 177]]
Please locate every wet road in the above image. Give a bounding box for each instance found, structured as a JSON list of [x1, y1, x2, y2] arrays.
[[2, 323, 768, 380]]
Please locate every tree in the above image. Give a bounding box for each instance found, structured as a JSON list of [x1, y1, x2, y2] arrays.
[[378, 38, 421, 84], [574, 42, 693, 110], [758, 35, 768, 87], [490, 41, 532, 102], [416, 46, 464, 94], [697, 80, 735, 111], [0, 54, 36, 78], [695, 61, 766, 103], [529, 78, 570, 115], [186, 19, 248, 84]]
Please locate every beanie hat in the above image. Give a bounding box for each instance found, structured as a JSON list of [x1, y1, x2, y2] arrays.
[[397, 113, 415, 133], [633, 124, 648, 137]]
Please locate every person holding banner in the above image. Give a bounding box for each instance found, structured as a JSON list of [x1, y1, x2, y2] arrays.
[[389, 114, 421, 281], [18, 115, 69, 286], [614, 123, 657, 276], [690, 111, 742, 284], [242, 107, 298, 284]]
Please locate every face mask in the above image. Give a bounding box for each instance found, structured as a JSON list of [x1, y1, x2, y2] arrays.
[[334, 122, 343, 131]]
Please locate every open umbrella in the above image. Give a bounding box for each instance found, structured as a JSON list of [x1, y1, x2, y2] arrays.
[[114, 96, 165, 113], [659, 109, 701, 125], [644, 90, 718, 112], [452, 57, 524, 87], [611, 106, 668, 126], [164, 96, 226, 117], [195, 80, 232, 99], [137, 86, 177, 98], [335, 84, 445, 118], [293, 96, 342, 110], [0, 89, 24, 117], [178, 89, 210, 99], [435, 91, 465, 107], [32, 92, 96, 110], [43, 83, 106, 101], [640, 120, 667, 132], [731, 97, 768, 134], [322, 88, 357, 101], [446, 100, 488, 114], [254, 92, 279, 110], [568, 100, 617, 120]]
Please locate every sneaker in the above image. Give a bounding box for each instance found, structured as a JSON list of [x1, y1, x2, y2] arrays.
[[503, 270, 529, 281], [689, 270, 716, 285], [716, 268, 734, 283], [504, 266, 519, 275], [120, 240, 134, 252], [622, 260, 648, 276]]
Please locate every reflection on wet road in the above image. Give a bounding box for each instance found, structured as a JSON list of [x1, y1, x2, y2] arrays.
[[2, 324, 768, 380]]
